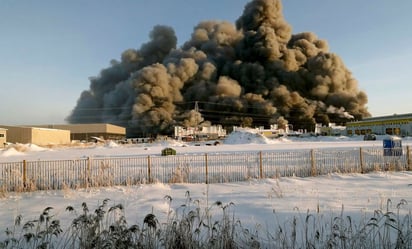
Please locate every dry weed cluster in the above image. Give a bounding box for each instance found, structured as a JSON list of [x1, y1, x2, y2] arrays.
[[1, 195, 412, 249]]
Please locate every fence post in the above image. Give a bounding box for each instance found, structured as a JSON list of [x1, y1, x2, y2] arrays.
[[205, 153, 208, 184], [407, 146, 411, 171], [86, 157, 91, 188], [259, 151, 263, 179], [310, 149, 316, 176], [359, 147, 364, 173], [23, 160, 27, 190], [147, 155, 151, 183]]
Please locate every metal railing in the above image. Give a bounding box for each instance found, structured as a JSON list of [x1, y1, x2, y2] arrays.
[[1, 146, 411, 192]]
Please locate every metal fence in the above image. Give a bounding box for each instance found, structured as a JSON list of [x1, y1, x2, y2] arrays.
[[1, 146, 411, 192]]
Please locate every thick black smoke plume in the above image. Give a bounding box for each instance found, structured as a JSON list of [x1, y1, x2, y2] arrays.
[[67, 0, 370, 136]]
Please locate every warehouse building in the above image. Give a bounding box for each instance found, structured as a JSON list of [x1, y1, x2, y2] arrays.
[[174, 125, 227, 141], [0, 128, 7, 148], [37, 123, 126, 141], [2, 126, 70, 146], [346, 113, 412, 136]]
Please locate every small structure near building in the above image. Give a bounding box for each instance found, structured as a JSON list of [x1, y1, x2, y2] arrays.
[[363, 134, 377, 141], [123, 137, 153, 144], [318, 123, 346, 136], [255, 123, 346, 138], [383, 136, 402, 157], [0, 128, 7, 148], [256, 124, 287, 138]]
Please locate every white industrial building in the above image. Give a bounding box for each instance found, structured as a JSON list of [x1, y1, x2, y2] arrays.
[[346, 113, 412, 136], [174, 125, 227, 141]]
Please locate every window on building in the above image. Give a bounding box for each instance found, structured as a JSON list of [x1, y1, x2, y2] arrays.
[[0, 134, 4, 138]]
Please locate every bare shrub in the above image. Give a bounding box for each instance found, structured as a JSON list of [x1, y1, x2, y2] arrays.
[[268, 179, 284, 199], [169, 164, 190, 183]]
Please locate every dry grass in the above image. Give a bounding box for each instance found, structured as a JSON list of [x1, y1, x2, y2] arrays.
[[2, 197, 412, 249]]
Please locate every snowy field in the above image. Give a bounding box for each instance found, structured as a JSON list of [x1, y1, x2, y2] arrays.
[[1, 130, 408, 163], [1, 129, 412, 243]]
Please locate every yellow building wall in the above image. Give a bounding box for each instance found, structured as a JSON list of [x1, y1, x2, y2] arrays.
[[105, 124, 126, 134], [42, 123, 125, 135], [31, 128, 70, 145], [3, 126, 32, 144], [1, 126, 70, 146], [260, 130, 280, 138]]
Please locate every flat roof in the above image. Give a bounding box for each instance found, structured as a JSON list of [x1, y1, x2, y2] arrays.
[[32, 123, 126, 135], [351, 113, 412, 123], [0, 125, 68, 132]]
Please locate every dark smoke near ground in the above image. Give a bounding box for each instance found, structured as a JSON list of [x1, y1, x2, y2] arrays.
[[67, 0, 370, 136]]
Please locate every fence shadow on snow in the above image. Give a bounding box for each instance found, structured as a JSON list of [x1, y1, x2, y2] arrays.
[[1, 146, 411, 192]]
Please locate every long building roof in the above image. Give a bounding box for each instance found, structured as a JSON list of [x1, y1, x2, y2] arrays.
[[352, 113, 412, 123], [37, 123, 126, 135]]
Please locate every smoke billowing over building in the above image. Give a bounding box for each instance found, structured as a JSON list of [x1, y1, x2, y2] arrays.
[[67, 0, 370, 136]]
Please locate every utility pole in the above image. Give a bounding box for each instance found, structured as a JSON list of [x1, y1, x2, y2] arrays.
[[194, 101, 199, 141], [194, 101, 199, 112]]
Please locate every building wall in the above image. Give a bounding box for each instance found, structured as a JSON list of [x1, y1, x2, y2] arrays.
[[46, 124, 125, 134], [259, 130, 282, 138], [0, 128, 7, 148], [346, 113, 412, 136], [31, 128, 70, 145], [3, 126, 33, 144], [105, 124, 126, 134], [35, 123, 126, 141], [2, 126, 70, 145], [174, 125, 227, 140]]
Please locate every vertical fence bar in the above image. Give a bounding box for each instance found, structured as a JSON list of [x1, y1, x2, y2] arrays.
[[359, 147, 364, 173], [205, 153, 208, 184], [311, 149, 316, 176], [147, 155, 151, 183], [86, 157, 91, 188], [23, 160, 27, 190], [259, 151, 263, 179], [407, 146, 411, 171]]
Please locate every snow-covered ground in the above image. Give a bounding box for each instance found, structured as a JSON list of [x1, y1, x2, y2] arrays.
[[1, 129, 412, 240], [2, 129, 408, 163]]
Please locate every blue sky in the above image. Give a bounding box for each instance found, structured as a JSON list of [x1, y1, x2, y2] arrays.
[[1, 0, 411, 125]]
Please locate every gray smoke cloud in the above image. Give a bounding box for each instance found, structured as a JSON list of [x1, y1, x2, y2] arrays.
[[67, 0, 370, 136]]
